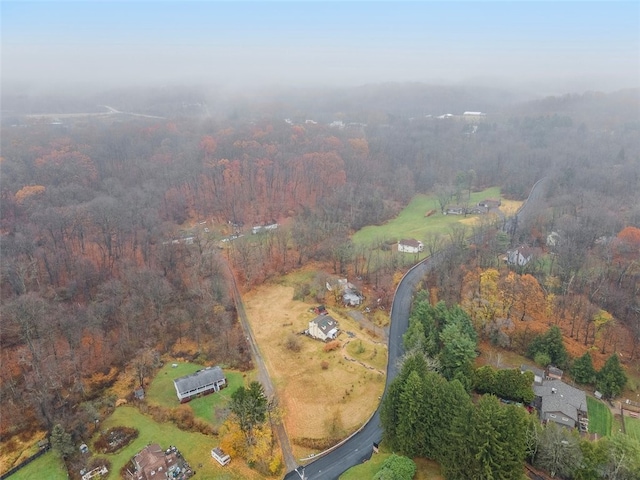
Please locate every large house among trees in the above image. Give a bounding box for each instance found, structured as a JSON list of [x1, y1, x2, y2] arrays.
[[173, 366, 227, 403], [533, 379, 588, 431]]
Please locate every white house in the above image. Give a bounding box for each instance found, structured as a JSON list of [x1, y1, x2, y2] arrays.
[[308, 315, 339, 341], [506, 246, 535, 266], [398, 239, 424, 253], [173, 366, 226, 403], [211, 447, 230, 466]]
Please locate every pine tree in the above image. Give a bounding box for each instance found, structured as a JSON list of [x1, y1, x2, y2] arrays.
[[596, 354, 627, 399], [570, 352, 597, 385], [50, 424, 75, 459]]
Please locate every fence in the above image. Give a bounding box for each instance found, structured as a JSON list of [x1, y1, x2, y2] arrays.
[[0, 444, 52, 479]]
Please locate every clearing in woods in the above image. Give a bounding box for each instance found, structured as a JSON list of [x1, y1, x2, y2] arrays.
[[243, 282, 387, 459]]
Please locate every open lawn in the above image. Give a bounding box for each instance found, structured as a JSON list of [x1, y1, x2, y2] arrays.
[[587, 397, 613, 437], [623, 415, 640, 442], [92, 405, 265, 480], [147, 362, 245, 426], [243, 282, 387, 459], [8, 451, 67, 480], [352, 187, 517, 247]]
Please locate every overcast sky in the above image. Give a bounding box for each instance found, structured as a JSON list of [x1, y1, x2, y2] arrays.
[[2, 1, 639, 94]]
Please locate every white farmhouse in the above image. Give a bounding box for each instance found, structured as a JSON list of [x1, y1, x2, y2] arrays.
[[398, 239, 424, 253], [308, 315, 339, 341]]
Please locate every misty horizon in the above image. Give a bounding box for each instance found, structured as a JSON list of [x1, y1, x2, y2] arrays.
[[2, 1, 639, 98]]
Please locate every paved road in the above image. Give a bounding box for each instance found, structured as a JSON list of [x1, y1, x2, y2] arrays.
[[283, 178, 549, 480]]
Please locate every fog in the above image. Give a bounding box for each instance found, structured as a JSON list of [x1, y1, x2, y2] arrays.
[[2, 1, 639, 97]]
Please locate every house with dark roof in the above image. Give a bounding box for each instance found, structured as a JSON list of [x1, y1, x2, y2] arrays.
[[173, 366, 226, 403], [308, 315, 339, 341], [129, 444, 178, 480], [533, 379, 588, 431], [398, 239, 424, 253]]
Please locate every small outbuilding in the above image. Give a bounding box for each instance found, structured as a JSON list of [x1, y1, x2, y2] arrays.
[[211, 447, 231, 466]]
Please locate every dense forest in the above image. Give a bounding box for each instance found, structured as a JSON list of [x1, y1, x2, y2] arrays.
[[1, 85, 639, 476]]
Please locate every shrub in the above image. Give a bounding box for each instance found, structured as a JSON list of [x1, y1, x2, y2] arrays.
[[285, 334, 302, 352], [321, 361, 329, 370], [324, 340, 340, 352]]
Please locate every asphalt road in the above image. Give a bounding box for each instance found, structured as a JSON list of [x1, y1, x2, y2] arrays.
[[283, 178, 548, 480]]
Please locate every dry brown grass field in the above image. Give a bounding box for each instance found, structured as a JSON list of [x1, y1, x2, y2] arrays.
[[243, 282, 387, 459]]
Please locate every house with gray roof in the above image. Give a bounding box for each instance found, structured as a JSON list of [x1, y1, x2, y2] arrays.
[[533, 379, 588, 431], [308, 315, 339, 341], [173, 366, 226, 403], [520, 364, 545, 385]]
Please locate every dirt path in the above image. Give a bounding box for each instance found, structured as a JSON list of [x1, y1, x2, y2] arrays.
[[225, 264, 298, 472]]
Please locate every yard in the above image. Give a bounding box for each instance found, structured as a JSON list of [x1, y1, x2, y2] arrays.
[[243, 282, 387, 459], [339, 451, 443, 480], [587, 396, 613, 437], [146, 362, 245, 426], [8, 451, 67, 480], [623, 414, 640, 442], [352, 187, 521, 247], [90, 405, 264, 480]]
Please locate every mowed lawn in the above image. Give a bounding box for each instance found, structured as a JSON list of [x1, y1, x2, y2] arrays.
[[587, 396, 612, 436], [146, 362, 245, 426], [624, 415, 640, 441], [92, 405, 263, 480], [9, 451, 67, 480], [352, 186, 512, 246]]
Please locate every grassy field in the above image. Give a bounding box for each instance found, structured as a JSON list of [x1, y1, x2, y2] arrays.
[[8, 451, 67, 480], [345, 338, 388, 372], [623, 415, 640, 441], [243, 283, 386, 459], [92, 405, 265, 480], [146, 362, 245, 426], [352, 187, 517, 247], [587, 397, 613, 436]]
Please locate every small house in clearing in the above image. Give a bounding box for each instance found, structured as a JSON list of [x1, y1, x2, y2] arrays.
[[398, 239, 424, 253], [308, 315, 339, 341], [211, 447, 230, 466], [173, 366, 226, 403], [478, 198, 501, 209]]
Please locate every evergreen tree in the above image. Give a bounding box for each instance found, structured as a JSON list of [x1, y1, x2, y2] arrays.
[[570, 352, 597, 385], [596, 354, 627, 399], [230, 381, 268, 444], [439, 322, 477, 380], [50, 424, 75, 459], [444, 395, 527, 480], [527, 325, 568, 368], [395, 370, 427, 457]]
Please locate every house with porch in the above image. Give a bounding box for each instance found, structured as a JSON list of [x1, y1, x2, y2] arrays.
[[173, 366, 227, 403]]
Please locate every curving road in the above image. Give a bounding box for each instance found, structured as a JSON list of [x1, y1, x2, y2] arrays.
[[283, 177, 548, 480]]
